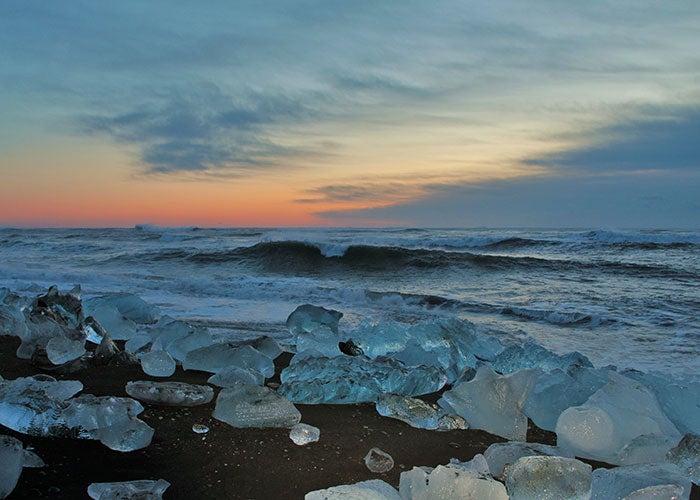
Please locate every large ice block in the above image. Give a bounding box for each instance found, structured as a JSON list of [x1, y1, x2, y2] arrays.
[[184, 343, 274, 377], [125, 381, 214, 406], [591, 463, 691, 500], [62, 394, 154, 451], [399, 462, 508, 500], [556, 371, 681, 464], [0, 376, 152, 451], [305, 479, 401, 500], [84, 292, 160, 324], [351, 317, 504, 383], [87, 479, 170, 499], [483, 441, 574, 479], [488, 339, 592, 374], [666, 434, 700, 485], [30, 285, 83, 327], [439, 365, 539, 440], [504, 455, 592, 500], [213, 384, 301, 428], [279, 354, 447, 404], [286, 304, 343, 335], [621, 370, 700, 436], [524, 366, 610, 431]]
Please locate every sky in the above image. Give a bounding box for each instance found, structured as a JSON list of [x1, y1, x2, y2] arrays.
[[1, 1, 699, 228]]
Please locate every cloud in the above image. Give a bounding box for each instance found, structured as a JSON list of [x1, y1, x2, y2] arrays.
[[79, 87, 326, 174], [318, 107, 700, 228], [527, 107, 700, 173]]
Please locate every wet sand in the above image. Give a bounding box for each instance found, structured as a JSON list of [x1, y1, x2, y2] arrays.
[[1, 336, 697, 499]]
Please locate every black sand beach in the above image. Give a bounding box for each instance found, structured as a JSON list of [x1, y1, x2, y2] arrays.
[[2, 336, 698, 499]]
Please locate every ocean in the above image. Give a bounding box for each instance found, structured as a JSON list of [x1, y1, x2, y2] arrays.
[[1, 226, 698, 375]]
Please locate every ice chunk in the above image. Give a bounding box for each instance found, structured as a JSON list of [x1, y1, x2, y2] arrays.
[[376, 393, 450, 431], [351, 317, 504, 383], [0, 375, 83, 434], [86, 304, 137, 340], [184, 343, 274, 377], [279, 354, 447, 404], [17, 314, 76, 360], [399, 462, 508, 500], [621, 370, 700, 436], [296, 325, 342, 357], [213, 384, 301, 428], [0, 304, 28, 338], [524, 366, 610, 432], [124, 333, 152, 356], [289, 423, 320, 446], [484, 441, 574, 479], [140, 349, 176, 377], [31, 285, 83, 327], [208, 366, 265, 388], [365, 447, 394, 473], [21, 449, 45, 468], [241, 336, 283, 360], [622, 484, 686, 498], [166, 330, 213, 362], [556, 371, 681, 465], [84, 293, 160, 324], [591, 463, 691, 500], [439, 365, 539, 440], [0, 435, 24, 499], [504, 455, 592, 499], [488, 338, 592, 374], [125, 381, 214, 407], [148, 316, 194, 347], [666, 434, 700, 485], [62, 394, 154, 451], [46, 335, 86, 365], [305, 479, 401, 500], [286, 304, 343, 335], [87, 479, 170, 499]]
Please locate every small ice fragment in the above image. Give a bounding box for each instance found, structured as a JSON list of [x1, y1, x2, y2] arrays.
[[87, 479, 170, 499], [365, 447, 394, 473], [192, 424, 209, 434], [289, 423, 320, 446], [376, 393, 444, 430], [125, 381, 214, 407], [504, 455, 592, 500], [0, 435, 24, 499], [140, 349, 176, 377], [305, 479, 401, 500], [213, 384, 301, 428], [46, 335, 86, 365], [666, 434, 700, 485], [21, 449, 45, 468]]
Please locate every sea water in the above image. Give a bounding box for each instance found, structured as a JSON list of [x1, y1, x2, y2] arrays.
[[0, 226, 698, 375]]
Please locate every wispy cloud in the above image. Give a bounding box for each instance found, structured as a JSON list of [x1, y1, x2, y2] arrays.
[[526, 107, 700, 173], [79, 87, 327, 174]]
